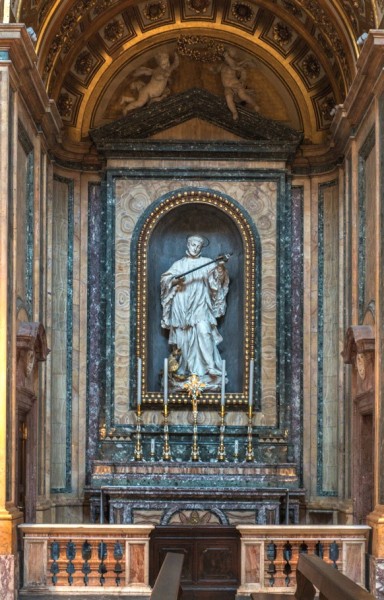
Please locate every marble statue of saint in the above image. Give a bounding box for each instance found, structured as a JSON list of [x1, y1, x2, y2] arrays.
[[218, 47, 259, 121], [120, 51, 179, 115], [160, 235, 230, 391]]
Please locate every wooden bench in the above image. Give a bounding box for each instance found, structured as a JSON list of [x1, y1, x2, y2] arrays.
[[251, 553, 372, 600], [150, 551, 184, 600]]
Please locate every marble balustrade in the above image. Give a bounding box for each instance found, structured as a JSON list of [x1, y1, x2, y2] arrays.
[[237, 524, 370, 595], [19, 524, 370, 597], [19, 524, 153, 596]]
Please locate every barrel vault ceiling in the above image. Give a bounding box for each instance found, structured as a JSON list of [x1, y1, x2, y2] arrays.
[[14, 0, 382, 162]]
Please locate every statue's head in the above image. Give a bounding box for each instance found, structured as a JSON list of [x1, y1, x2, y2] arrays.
[[186, 235, 205, 257], [157, 52, 170, 67]]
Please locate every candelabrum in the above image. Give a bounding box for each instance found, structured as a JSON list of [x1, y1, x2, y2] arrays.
[[245, 405, 255, 462], [184, 374, 205, 462], [217, 405, 226, 461], [133, 405, 144, 461], [150, 439, 156, 462], [190, 398, 200, 461], [162, 403, 172, 461], [233, 440, 239, 462]]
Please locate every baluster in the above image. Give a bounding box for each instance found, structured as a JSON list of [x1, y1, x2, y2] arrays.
[[98, 541, 108, 585], [81, 540, 92, 586], [315, 540, 324, 558], [283, 541, 292, 587], [266, 541, 277, 587], [329, 540, 339, 568], [299, 541, 308, 554], [114, 542, 124, 586], [50, 541, 60, 586], [66, 540, 76, 586]]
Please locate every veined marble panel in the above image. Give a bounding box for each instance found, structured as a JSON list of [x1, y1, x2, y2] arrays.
[[0, 555, 14, 600], [364, 147, 376, 310], [318, 181, 339, 495], [114, 178, 278, 427], [50, 177, 72, 492]]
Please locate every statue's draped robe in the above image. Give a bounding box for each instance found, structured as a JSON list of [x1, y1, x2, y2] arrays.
[[161, 255, 229, 382]]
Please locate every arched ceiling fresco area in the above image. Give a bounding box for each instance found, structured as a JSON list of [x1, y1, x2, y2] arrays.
[[12, 0, 384, 163]]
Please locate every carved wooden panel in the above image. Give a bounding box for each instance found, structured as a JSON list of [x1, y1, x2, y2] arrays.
[[150, 525, 240, 600]]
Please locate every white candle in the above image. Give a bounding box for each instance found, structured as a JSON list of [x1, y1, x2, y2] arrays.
[[151, 438, 155, 454], [137, 357, 142, 406], [164, 358, 168, 405], [248, 359, 254, 406], [221, 359, 226, 406], [234, 440, 239, 454]]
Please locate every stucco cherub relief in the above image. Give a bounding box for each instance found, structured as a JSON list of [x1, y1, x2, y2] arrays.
[[120, 51, 179, 114], [216, 47, 259, 120]]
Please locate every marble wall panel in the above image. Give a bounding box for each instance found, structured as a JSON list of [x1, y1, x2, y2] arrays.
[[16, 135, 34, 317], [16, 141, 28, 305], [243, 542, 261, 585], [370, 555, 384, 599], [318, 182, 339, 495], [128, 542, 146, 583], [23, 540, 47, 586], [87, 183, 104, 481], [0, 555, 14, 600], [342, 541, 364, 585], [50, 177, 72, 492], [364, 148, 376, 310], [114, 178, 278, 428]]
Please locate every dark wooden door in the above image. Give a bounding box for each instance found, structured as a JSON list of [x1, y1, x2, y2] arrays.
[[150, 526, 240, 600]]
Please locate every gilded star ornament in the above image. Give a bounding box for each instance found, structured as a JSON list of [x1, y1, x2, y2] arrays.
[[184, 373, 206, 407]]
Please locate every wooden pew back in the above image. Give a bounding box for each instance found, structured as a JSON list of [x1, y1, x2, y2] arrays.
[[150, 552, 184, 600], [252, 553, 372, 600], [297, 554, 372, 600]]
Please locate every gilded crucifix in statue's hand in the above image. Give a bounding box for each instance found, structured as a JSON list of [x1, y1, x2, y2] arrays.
[[160, 235, 230, 392]]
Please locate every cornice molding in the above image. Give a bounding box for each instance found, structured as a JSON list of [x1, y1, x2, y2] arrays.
[[90, 87, 302, 161], [331, 30, 384, 152], [0, 24, 62, 146]]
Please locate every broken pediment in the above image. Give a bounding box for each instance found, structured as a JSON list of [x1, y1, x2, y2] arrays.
[[342, 325, 375, 365], [90, 87, 302, 161]]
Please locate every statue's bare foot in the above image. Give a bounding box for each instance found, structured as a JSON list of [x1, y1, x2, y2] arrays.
[[208, 368, 221, 378]]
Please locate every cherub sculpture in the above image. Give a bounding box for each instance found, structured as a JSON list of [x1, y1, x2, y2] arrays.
[[120, 51, 179, 115], [217, 47, 259, 120]]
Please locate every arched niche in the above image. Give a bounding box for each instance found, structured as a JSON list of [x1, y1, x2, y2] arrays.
[[133, 188, 261, 406]]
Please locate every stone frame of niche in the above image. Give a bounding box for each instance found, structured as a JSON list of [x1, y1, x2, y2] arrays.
[[134, 188, 261, 407], [342, 324, 375, 524], [16, 322, 49, 522]]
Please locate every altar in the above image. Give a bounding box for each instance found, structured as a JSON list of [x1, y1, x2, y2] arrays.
[[89, 461, 304, 526], [84, 95, 305, 532]]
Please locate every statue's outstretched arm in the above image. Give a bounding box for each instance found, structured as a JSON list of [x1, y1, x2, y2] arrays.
[[171, 53, 180, 70], [132, 66, 153, 78]]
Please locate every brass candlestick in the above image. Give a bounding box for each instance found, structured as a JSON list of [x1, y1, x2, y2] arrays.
[[245, 405, 255, 462], [134, 405, 144, 461], [150, 438, 156, 462], [191, 398, 199, 462], [217, 405, 226, 462], [233, 439, 239, 462], [184, 374, 206, 462], [162, 403, 172, 461]]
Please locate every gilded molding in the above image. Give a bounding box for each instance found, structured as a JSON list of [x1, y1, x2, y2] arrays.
[[135, 189, 257, 406]]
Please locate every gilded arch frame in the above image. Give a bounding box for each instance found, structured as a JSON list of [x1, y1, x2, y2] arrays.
[[134, 187, 261, 407]]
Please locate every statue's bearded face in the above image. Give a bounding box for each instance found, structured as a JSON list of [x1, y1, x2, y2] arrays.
[[187, 237, 203, 257]]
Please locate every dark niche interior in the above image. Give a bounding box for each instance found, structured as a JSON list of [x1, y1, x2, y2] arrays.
[[146, 200, 245, 393]]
